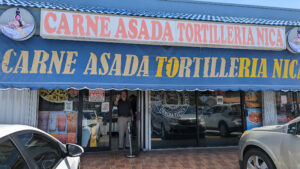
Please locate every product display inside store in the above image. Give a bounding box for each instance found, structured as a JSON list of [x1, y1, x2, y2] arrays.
[[38, 89, 79, 144], [81, 89, 110, 149], [37, 88, 138, 151], [245, 91, 262, 129], [38, 89, 111, 148]]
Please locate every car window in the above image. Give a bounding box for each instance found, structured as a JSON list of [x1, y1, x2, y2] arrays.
[[230, 105, 241, 116], [17, 133, 62, 169], [0, 139, 29, 169], [211, 106, 227, 114]]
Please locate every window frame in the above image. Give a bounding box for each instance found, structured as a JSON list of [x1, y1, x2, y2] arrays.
[[0, 135, 32, 169], [11, 130, 67, 169]]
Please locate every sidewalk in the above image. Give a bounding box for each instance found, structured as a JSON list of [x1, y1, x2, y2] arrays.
[[80, 148, 240, 169]]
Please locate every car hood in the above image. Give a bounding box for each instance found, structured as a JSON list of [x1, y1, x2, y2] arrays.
[[251, 125, 285, 132]]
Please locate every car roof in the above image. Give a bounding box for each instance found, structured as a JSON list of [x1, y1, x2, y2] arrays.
[[0, 124, 42, 138]]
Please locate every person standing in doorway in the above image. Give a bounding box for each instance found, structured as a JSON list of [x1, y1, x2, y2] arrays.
[[130, 95, 137, 136], [114, 90, 133, 149]]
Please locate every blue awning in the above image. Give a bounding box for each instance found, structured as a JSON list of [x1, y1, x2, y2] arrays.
[[0, 35, 300, 91], [2, 0, 300, 26]]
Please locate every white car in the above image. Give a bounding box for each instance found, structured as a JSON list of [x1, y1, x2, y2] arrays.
[[0, 125, 84, 169], [238, 116, 300, 169], [202, 104, 242, 136]]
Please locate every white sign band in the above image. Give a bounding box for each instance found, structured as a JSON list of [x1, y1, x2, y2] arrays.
[[41, 9, 286, 50]]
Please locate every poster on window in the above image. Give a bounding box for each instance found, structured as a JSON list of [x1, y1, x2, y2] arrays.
[[281, 95, 287, 104], [216, 96, 223, 105], [38, 111, 78, 144], [101, 102, 110, 112], [246, 108, 262, 129], [89, 90, 105, 102], [64, 101, 73, 111]]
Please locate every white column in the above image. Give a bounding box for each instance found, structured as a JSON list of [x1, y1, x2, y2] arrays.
[[262, 91, 278, 126]]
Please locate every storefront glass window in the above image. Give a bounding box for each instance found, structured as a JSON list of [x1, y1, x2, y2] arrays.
[[151, 90, 245, 149], [276, 91, 299, 124], [38, 89, 79, 144], [151, 91, 197, 148], [198, 91, 242, 147], [38, 89, 138, 151], [297, 92, 300, 118]]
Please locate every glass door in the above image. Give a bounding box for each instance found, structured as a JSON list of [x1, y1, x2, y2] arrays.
[[109, 90, 139, 151], [79, 89, 111, 151]]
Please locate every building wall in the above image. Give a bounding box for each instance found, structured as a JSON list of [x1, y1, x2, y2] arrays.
[[0, 89, 38, 127]]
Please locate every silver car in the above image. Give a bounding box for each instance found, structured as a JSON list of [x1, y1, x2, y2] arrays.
[[238, 117, 300, 169]]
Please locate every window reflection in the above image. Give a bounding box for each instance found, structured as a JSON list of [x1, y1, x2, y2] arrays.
[[151, 91, 244, 149], [151, 91, 197, 148], [276, 91, 300, 124], [0, 140, 28, 169], [202, 103, 242, 137], [18, 133, 61, 169], [199, 91, 242, 138]]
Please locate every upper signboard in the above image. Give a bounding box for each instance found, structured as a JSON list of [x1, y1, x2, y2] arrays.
[[40, 9, 286, 50]]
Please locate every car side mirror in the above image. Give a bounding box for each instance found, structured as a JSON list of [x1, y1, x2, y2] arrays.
[[287, 123, 297, 135], [66, 144, 84, 157]]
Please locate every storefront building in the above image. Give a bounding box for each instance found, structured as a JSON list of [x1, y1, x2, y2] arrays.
[[0, 0, 300, 151]]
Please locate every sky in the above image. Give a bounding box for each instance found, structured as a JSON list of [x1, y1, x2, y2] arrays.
[[191, 0, 300, 10]]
